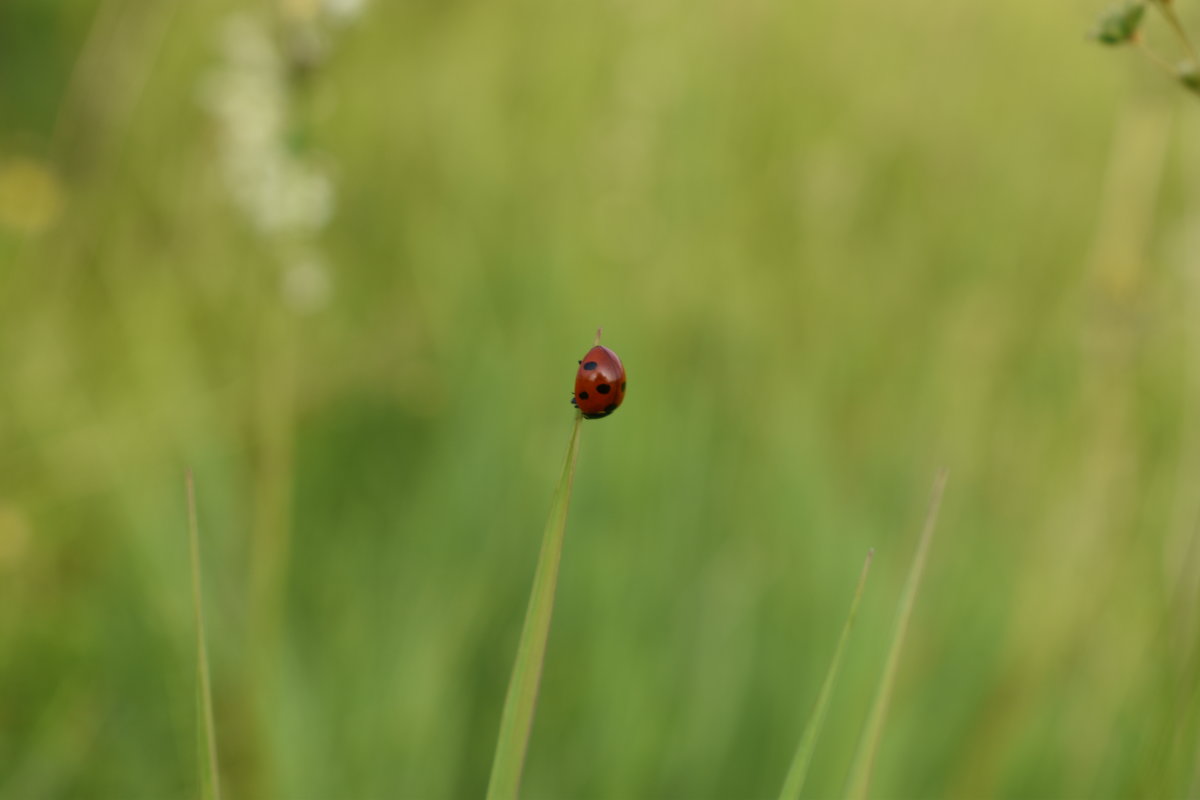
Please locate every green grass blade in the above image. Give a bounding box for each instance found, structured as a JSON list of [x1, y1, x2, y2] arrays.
[[778, 548, 875, 800], [487, 414, 584, 800], [186, 470, 221, 800], [845, 469, 948, 800]]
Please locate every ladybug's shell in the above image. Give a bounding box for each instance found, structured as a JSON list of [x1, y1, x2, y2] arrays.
[[573, 346, 627, 419]]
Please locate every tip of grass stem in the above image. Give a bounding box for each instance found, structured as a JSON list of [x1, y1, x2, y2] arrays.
[[778, 547, 875, 800], [486, 416, 584, 800], [844, 469, 947, 800], [186, 470, 222, 800]]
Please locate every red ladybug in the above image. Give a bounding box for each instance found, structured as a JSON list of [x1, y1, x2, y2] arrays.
[[571, 345, 627, 419]]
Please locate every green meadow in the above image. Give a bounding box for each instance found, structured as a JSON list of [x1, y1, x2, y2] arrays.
[[2, 0, 1200, 797]]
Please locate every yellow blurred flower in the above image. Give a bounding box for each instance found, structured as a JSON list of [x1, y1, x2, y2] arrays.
[[279, 0, 321, 24], [0, 157, 63, 235]]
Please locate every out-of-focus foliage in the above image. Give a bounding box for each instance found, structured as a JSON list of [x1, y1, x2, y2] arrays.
[[1182, 61, 1200, 92], [1091, 1, 1146, 45], [2, 0, 1200, 798]]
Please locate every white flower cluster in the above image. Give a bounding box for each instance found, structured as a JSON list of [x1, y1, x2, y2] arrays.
[[201, 13, 333, 236], [199, 3, 366, 312]]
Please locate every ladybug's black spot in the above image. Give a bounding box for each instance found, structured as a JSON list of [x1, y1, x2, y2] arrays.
[[583, 361, 598, 370], [579, 391, 589, 400], [621, 382, 626, 391], [597, 384, 610, 394], [604, 403, 617, 413]]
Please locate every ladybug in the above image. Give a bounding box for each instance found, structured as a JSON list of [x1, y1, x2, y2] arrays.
[[571, 345, 627, 419]]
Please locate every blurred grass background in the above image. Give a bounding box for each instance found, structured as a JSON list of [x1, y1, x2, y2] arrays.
[[3, 0, 1200, 797]]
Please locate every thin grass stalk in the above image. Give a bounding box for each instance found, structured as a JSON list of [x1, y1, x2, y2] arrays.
[[1137, 37, 1184, 79], [1153, 0, 1199, 64], [778, 548, 875, 800], [486, 414, 584, 800], [845, 469, 948, 800], [186, 470, 221, 800], [1190, 734, 1200, 799]]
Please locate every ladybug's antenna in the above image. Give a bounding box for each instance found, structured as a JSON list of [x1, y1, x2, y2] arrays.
[[593, 327, 603, 346]]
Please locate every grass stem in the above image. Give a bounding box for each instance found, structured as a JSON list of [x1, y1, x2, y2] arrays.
[[1153, 1, 1199, 65], [486, 414, 584, 800], [845, 469, 948, 800], [186, 470, 221, 800], [778, 548, 875, 800], [1137, 37, 1183, 79]]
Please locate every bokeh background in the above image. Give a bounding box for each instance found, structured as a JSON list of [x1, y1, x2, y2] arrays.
[[3, 0, 1200, 797]]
